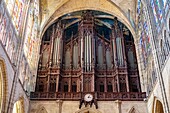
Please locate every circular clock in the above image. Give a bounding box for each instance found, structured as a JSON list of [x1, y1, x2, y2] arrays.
[[84, 94, 93, 102]]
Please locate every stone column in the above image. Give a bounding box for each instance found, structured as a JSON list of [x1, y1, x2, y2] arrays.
[[56, 100, 63, 113], [115, 100, 122, 113], [56, 75, 59, 92]]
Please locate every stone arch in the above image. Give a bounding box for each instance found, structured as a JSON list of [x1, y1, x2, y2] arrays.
[[0, 58, 8, 113], [40, 0, 136, 40], [128, 106, 139, 113], [152, 98, 164, 113], [75, 107, 102, 113], [36, 106, 48, 113], [12, 96, 25, 113]]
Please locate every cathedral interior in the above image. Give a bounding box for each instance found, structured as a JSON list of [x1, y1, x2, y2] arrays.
[[0, 0, 170, 113]]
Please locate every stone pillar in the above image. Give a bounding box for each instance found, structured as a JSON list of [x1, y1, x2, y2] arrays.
[[56, 75, 59, 92], [56, 100, 63, 113], [115, 100, 122, 113]]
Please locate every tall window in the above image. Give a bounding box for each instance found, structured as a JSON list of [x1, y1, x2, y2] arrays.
[[107, 82, 113, 92], [49, 77, 56, 92], [64, 82, 68, 92], [72, 82, 77, 92], [100, 82, 104, 92], [131, 78, 138, 92], [38, 83, 44, 92], [119, 77, 126, 92]]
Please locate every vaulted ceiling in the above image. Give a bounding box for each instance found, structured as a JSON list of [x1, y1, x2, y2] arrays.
[[39, 0, 137, 38]]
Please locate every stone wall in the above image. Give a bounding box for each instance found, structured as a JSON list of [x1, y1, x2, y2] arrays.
[[0, 42, 15, 112], [30, 100, 147, 113], [0, 42, 30, 113]]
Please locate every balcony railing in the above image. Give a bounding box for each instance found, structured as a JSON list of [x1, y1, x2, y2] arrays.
[[30, 92, 146, 101]]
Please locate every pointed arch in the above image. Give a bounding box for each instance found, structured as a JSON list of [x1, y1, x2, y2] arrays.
[[128, 107, 135, 113], [40, 0, 136, 40], [128, 106, 140, 113], [37, 106, 48, 113], [75, 107, 102, 113], [12, 96, 25, 113], [0, 58, 8, 113], [155, 100, 164, 113], [152, 97, 164, 113]]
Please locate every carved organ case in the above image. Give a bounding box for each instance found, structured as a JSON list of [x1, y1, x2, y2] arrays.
[[36, 10, 141, 95]]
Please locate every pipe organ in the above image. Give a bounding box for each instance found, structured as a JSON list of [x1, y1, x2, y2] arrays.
[[36, 11, 141, 95]]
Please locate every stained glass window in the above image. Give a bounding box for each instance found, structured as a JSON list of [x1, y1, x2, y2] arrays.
[[162, 0, 167, 7], [4, 0, 25, 34], [0, 4, 19, 65], [151, 0, 160, 32], [138, 4, 152, 68], [5, 0, 15, 15], [137, 0, 141, 15], [155, 0, 163, 24], [12, 0, 25, 33], [23, 0, 39, 71], [164, 1, 169, 18]]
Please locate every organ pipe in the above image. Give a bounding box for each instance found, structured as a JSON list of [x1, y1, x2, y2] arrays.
[[120, 38, 123, 66], [106, 50, 112, 69], [84, 33, 87, 71], [119, 38, 124, 66], [121, 32, 127, 67], [87, 33, 88, 70], [81, 37, 83, 67], [53, 23, 63, 66], [42, 45, 49, 66], [65, 49, 71, 69], [53, 38, 57, 65], [92, 37, 95, 68], [89, 34, 92, 71], [59, 38, 63, 66], [112, 40, 115, 63], [50, 25, 55, 66], [73, 43, 78, 69], [57, 38, 60, 65]]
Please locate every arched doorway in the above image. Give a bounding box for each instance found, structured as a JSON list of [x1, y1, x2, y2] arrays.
[[12, 97, 25, 113], [152, 99, 164, 113], [0, 58, 7, 113], [155, 100, 164, 113]]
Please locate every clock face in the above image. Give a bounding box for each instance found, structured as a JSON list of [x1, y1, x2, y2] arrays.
[[84, 94, 93, 102]]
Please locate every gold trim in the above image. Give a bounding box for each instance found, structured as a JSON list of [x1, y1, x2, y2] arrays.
[[0, 58, 8, 113]]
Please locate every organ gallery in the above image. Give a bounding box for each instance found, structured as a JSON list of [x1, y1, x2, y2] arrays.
[[1, 0, 169, 112], [32, 10, 145, 104]]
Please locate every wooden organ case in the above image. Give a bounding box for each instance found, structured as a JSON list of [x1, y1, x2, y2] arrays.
[[33, 11, 145, 103]]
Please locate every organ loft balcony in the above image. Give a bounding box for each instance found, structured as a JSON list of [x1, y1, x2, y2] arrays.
[[31, 10, 146, 101]]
